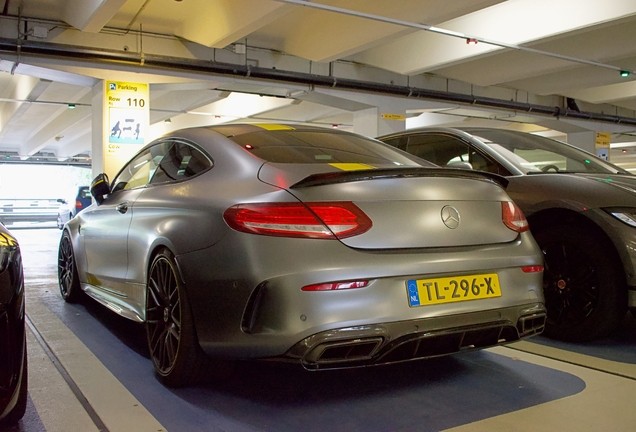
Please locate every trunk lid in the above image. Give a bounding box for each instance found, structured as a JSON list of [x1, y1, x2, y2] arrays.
[[259, 164, 519, 249]]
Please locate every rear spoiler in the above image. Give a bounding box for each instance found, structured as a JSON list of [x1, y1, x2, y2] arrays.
[[290, 168, 509, 189]]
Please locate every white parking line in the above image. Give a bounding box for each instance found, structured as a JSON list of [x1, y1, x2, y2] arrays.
[[26, 326, 100, 432], [510, 339, 636, 379], [442, 345, 636, 432], [26, 298, 167, 432]]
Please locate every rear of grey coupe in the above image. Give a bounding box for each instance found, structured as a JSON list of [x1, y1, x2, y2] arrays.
[[58, 124, 545, 387]]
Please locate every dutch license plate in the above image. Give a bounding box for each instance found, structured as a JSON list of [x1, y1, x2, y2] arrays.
[[406, 273, 501, 307]]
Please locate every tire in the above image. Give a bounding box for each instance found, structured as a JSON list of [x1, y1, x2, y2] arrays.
[[0, 338, 28, 426], [58, 231, 83, 302], [145, 248, 234, 387], [535, 225, 627, 341]]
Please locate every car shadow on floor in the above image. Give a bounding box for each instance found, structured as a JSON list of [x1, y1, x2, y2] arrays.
[[52, 293, 586, 432], [58, 291, 151, 359], [532, 312, 636, 364]]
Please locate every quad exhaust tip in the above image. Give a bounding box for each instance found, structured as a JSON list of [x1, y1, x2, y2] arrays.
[[303, 314, 546, 369]]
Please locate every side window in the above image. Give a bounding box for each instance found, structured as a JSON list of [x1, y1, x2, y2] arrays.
[[111, 141, 173, 192], [406, 134, 505, 174], [381, 136, 407, 151], [406, 134, 463, 165], [150, 141, 212, 184]]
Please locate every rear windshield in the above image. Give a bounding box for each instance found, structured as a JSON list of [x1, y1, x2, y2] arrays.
[[229, 130, 430, 166]]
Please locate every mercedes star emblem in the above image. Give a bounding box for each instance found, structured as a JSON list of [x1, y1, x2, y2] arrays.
[[441, 205, 460, 229]]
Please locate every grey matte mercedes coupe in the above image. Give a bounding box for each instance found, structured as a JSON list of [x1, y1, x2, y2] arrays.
[[58, 124, 545, 387], [379, 127, 636, 342]]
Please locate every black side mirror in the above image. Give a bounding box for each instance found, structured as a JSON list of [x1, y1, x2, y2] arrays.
[[91, 173, 110, 205], [56, 198, 67, 204]]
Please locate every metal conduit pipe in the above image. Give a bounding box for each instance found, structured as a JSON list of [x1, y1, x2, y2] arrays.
[[1, 37, 636, 127]]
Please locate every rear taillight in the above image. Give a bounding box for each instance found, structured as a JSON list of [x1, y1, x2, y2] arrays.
[[75, 199, 83, 209], [522, 265, 543, 273], [502, 201, 529, 233], [302, 280, 369, 291], [223, 202, 372, 239]]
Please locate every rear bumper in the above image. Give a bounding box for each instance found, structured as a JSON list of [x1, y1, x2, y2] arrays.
[[285, 302, 546, 369], [178, 231, 544, 360]]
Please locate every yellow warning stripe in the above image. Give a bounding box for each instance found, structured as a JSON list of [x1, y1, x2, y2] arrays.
[[253, 124, 296, 131], [329, 163, 376, 171]]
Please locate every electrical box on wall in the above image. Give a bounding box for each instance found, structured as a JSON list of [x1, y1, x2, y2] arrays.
[[32, 26, 48, 38]]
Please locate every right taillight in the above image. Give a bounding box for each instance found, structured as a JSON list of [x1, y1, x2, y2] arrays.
[[502, 201, 529, 233], [522, 265, 543, 273], [223, 202, 372, 239]]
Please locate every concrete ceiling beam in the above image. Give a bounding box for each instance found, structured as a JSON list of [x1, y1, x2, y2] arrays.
[[175, 0, 291, 48], [351, 0, 636, 76], [62, 0, 128, 33]]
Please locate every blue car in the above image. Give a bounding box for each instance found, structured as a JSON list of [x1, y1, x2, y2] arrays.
[[57, 186, 92, 229]]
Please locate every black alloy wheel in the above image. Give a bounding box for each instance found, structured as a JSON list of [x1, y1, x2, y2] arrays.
[[146, 251, 182, 377], [58, 231, 82, 302], [145, 248, 235, 387], [535, 225, 626, 341]]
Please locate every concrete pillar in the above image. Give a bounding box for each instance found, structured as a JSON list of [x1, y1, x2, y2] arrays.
[[567, 131, 596, 154], [92, 80, 149, 181], [91, 80, 106, 180]]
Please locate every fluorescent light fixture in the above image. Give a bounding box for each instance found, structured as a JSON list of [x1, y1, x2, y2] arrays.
[[610, 142, 636, 148]]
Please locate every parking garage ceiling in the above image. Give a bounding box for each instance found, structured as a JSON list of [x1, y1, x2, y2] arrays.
[[3, 0, 636, 169]]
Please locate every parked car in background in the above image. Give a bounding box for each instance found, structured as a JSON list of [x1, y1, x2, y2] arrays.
[[57, 124, 545, 387], [0, 225, 27, 426], [379, 127, 636, 341], [0, 198, 61, 227], [57, 186, 91, 229]]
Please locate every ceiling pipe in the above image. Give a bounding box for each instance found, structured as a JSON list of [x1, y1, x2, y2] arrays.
[[1, 37, 635, 127]]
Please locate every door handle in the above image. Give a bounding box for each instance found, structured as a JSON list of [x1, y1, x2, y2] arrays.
[[116, 202, 129, 214]]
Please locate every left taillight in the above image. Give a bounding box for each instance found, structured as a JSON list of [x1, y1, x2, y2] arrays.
[[75, 199, 83, 209], [223, 202, 372, 239], [502, 201, 529, 233]]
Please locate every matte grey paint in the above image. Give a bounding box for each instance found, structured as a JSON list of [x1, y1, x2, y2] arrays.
[[65, 125, 545, 364]]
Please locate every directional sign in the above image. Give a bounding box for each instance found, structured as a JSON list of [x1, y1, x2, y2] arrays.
[[381, 113, 406, 121], [107, 81, 149, 147]]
